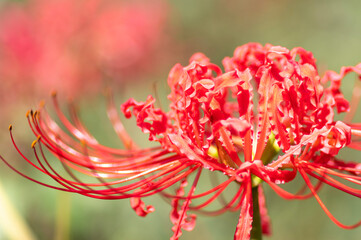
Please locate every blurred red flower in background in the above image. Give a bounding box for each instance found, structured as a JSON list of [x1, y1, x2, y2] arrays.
[[4, 43, 361, 240], [0, 0, 168, 100]]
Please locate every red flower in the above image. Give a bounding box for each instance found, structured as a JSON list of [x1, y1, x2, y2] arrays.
[[0, 0, 168, 98], [4, 43, 361, 239]]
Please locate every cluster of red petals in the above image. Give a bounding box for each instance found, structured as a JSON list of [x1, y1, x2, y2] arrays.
[[0, 0, 167, 98], [4, 43, 361, 240]]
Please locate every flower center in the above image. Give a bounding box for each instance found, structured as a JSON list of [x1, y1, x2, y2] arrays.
[[207, 132, 281, 169]]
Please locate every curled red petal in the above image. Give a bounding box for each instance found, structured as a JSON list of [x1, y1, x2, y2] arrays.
[[130, 196, 155, 217], [170, 170, 201, 240], [234, 178, 253, 240], [121, 95, 169, 141]]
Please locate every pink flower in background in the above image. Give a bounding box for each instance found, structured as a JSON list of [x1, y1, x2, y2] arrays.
[[0, 0, 168, 99], [4, 43, 361, 239]]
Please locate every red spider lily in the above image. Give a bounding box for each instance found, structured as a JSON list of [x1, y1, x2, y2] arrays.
[[0, 0, 168, 98], [3, 43, 361, 240]]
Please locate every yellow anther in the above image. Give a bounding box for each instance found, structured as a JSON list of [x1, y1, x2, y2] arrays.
[[31, 136, 41, 148], [31, 140, 37, 148]]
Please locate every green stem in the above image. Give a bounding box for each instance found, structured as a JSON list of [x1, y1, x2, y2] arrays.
[[55, 192, 71, 240], [0, 181, 36, 240], [250, 186, 262, 240]]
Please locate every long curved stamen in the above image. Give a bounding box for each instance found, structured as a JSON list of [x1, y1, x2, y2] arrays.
[[299, 168, 361, 229]]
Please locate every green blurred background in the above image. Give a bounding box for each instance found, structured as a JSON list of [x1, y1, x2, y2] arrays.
[[1, 0, 361, 239]]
